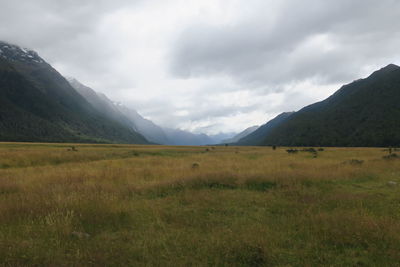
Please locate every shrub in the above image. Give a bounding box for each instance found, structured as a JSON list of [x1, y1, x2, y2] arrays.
[[343, 159, 364, 165], [245, 179, 277, 192], [383, 153, 399, 160], [191, 163, 200, 169]]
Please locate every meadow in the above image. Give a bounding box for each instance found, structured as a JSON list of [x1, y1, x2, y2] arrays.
[[0, 142, 399, 266]]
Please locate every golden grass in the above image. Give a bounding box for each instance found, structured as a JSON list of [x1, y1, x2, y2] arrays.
[[0, 143, 400, 266]]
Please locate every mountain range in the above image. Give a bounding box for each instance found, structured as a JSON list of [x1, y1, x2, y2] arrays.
[[235, 64, 400, 147], [67, 78, 231, 145], [221, 125, 259, 144], [1, 40, 399, 147], [235, 113, 294, 146], [0, 41, 148, 144]]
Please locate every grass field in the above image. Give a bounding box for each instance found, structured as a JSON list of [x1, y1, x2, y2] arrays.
[[0, 143, 400, 266]]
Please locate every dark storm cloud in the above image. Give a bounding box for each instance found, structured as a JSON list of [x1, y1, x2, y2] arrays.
[[171, 0, 400, 88]]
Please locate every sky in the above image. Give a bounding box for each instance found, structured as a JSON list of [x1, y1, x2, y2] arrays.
[[1, 0, 400, 134]]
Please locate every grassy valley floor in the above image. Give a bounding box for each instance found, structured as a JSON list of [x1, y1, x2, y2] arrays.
[[0, 143, 400, 266]]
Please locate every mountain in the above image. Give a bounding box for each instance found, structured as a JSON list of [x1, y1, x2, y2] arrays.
[[113, 105, 169, 145], [163, 128, 215, 146], [221, 125, 259, 144], [67, 78, 168, 144], [210, 132, 236, 144], [236, 113, 294, 145], [243, 64, 400, 147], [0, 41, 149, 144], [67, 78, 134, 129], [68, 78, 223, 145]]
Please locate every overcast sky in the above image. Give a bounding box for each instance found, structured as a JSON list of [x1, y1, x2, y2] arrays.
[[1, 0, 400, 134]]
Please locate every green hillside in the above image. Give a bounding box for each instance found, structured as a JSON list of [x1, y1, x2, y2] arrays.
[[0, 42, 149, 144], [241, 64, 400, 147]]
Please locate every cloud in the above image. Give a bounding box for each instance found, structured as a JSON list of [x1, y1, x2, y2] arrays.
[[170, 0, 400, 88], [0, 0, 143, 80], [0, 0, 138, 45], [1, 0, 399, 134]]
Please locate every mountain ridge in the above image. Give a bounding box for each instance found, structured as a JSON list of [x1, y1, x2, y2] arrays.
[[2, 41, 398, 147], [221, 125, 259, 144], [240, 64, 400, 147], [236, 112, 295, 146], [0, 41, 149, 144], [67, 78, 230, 145]]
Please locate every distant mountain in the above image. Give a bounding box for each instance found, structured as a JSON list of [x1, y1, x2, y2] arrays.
[[113, 105, 169, 145], [162, 128, 214, 146], [242, 64, 400, 147], [68, 78, 225, 146], [236, 113, 294, 145], [68, 78, 168, 144], [0, 41, 149, 144], [209, 132, 236, 144], [67, 78, 134, 129], [222, 125, 259, 144]]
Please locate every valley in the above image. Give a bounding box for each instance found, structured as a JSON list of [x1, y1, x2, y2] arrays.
[[1, 1, 400, 266]]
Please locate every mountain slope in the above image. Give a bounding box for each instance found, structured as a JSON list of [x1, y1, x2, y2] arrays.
[[0, 41, 149, 144], [68, 78, 218, 145], [115, 105, 170, 144], [68, 78, 169, 144], [257, 64, 400, 147], [163, 128, 215, 146], [67, 78, 134, 129], [236, 113, 294, 145], [222, 125, 258, 144]]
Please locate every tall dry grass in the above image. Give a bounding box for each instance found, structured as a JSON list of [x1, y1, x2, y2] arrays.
[[0, 143, 399, 266]]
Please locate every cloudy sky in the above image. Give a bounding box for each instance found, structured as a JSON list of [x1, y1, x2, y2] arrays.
[[1, 0, 400, 134]]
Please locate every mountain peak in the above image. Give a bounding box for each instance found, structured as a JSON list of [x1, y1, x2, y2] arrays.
[[380, 63, 400, 72], [384, 63, 399, 69], [370, 63, 400, 77], [367, 64, 400, 79], [0, 40, 44, 64]]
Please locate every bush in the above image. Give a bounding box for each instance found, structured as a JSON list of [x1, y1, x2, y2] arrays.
[[343, 159, 364, 165], [383, 153, 399, 160]]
